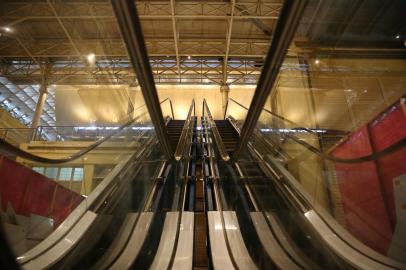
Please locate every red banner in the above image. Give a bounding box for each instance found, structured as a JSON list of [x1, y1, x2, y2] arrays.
[[0, 156, 83, 228]]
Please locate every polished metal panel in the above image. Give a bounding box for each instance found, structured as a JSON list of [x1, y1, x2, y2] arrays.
[[171, 212, 194, 269], [110, 212, 153, 270], [250, 212, 305, 270], [305, 210, 396, 270], [207, 211, 235, 269], [150, 212, 194, 270], [23, 211, 97, 270], [92, 213, 139, 269], [208, 211, 257, 270], [150, 212, 179, 269], [266, 155, 406, 270], [17, 135, 156, 265]]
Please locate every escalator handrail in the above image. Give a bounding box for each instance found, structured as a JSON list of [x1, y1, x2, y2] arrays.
[[18, 133, 159, 265], [202, 120, 240, 270], [0, 118, 138, 164], [0, 98, 173, 164], [232, 116, 406, 269], [203, 99, 230, 161], [174, 99, 195, 160], [262, 154, 406, 270], [112, 0, 173, 160], [230, 0, 308, 162], [227, 98, 406, 163], [228, 97, 319, 136]]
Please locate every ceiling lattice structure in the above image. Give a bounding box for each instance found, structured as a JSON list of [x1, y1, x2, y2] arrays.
[[1, 0, 405, 127], [0, 0, 282, 84], [0, 0, 282, 126]]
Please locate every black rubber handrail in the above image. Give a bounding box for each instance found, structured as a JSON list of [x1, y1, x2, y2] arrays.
[[228, 97, 319, 136], [203, 99, 230, 161], [0, 116, 142, 164], [227, 98, 406, 163], [174, 99, 195, 160], [112, 0, 174, 160], [231, 0, 308, 161]]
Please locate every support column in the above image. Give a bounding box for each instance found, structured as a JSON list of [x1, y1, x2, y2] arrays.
[[127, 82, 139, 119], [31, 84, 48, 129], [220, 84, 230, 118], [81, 164, 94, 195]]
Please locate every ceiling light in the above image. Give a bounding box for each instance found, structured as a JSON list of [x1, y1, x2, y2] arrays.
[[187, 55, 191, 60], [3, 27, 12, 33], [314, 59, 320, 64], [87, 53, 95, 62], [395, 35, 400, 39]]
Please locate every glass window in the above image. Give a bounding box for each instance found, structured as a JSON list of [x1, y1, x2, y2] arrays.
[[45, 167, 58, 179], [72, 168, 84, 181], [33, 167, 44, 174], [59, 168, 73, 181]]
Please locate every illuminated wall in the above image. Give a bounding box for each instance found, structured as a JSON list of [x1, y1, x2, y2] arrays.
[[54, 84, 256, 125]]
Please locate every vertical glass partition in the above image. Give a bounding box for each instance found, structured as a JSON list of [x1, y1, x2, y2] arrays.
[[0, 0, 165, 259], [226, 0, 406, 262]]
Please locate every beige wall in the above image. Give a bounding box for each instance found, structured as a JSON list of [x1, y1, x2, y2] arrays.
[[54, 84, 255, 125], [274, 58, 406, 131], [157, 85, 255, 120]]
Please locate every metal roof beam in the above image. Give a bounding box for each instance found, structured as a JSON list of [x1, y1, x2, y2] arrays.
[[223, 0, 236, 83], [170, 0, 181, 77]]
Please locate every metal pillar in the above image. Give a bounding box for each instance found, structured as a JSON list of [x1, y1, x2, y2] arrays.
[[220, 84, 230, 117], [31, 84, 48, 129]]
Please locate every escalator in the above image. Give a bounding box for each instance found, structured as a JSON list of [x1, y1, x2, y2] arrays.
[[214, 120, 239, 155], [1, 0, 406, 267], [0, 97, 197, 269], [1, 96, 406, 269], [167, 120, 186, 151], [202, 98, 406, 270]]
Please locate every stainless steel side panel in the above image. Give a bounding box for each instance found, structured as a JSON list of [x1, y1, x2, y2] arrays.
[[110, 212, 153, 270], [305, 210, 396, 270], [208, 211, 257, 270], [150, 211, 194, 270], [92, 213, 138, 269], [23, 211, 97, 270], [269, 156, 406, 270], [172, 211, 194, 270], [250, 212, 304, 270], [18, 156, 131, 265], [149, 212, 179, 270]]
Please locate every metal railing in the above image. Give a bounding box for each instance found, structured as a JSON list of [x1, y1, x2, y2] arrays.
[[0, 112, 148, 164], [174, 99, 195, 161], [0, 98, 174, 145], [0, 97, 180, 163], [203, 99, 230, 161]]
